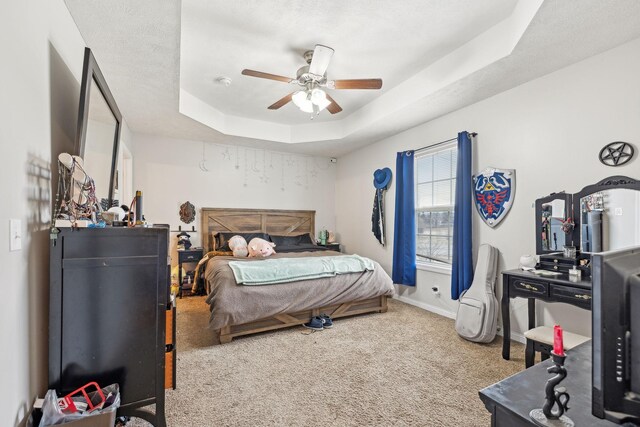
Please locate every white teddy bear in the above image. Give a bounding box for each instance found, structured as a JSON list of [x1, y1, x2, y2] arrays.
[[228, 235, 248, 257]]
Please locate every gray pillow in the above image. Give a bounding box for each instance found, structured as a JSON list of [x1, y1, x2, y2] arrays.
[[270, 233, 316, 247]]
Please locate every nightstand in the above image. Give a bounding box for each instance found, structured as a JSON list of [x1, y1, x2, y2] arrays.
[[177, 248, 204, 297], [318, 243, 341, 252]]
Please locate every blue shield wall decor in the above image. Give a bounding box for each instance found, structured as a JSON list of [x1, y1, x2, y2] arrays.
[[473, 167, 516, 227]]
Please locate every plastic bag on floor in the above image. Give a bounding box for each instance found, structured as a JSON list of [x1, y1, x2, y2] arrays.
[[39, 383, 120, 426]]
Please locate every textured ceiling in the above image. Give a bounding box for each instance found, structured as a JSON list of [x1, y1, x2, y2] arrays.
[[64, 0, 640, 157], [180, 0, 517, 125]]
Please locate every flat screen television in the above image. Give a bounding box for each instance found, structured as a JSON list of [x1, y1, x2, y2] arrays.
[[592, 246, 640, 424]]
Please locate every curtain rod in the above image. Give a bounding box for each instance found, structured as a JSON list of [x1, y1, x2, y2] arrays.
[[414, 132, 477, 152]]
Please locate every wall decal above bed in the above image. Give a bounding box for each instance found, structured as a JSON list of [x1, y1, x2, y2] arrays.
[[200, 142, 333, 192], [473, 167, 516, 228]]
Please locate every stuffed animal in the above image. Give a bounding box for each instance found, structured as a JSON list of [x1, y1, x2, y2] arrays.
[[247, 237, 276, 258], [177, 231, 192, 250], [228, 235, 248, 257]]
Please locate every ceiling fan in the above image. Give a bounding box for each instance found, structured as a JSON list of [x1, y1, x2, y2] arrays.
[[241, 44, 383, 117]]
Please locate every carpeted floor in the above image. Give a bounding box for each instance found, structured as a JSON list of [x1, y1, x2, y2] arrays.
[[131, 297, 524, 426]]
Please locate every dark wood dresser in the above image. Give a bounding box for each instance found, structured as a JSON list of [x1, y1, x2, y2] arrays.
[[480, 342, 616, 426], [49, 227, 171, 426]]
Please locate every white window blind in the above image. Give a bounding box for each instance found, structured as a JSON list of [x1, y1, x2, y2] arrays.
[[415, 142, 457, 265]]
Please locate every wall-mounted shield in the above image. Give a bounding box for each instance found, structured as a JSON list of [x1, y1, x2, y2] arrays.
[[473, 167, 516, 228]]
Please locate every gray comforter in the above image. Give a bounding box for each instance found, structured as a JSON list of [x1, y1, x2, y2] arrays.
[[204, 251, 395, 330]]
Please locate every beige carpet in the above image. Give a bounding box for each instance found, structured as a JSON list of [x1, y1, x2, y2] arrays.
[[132, 297, 524, 427]]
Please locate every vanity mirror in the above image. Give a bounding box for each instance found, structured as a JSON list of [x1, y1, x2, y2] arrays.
[[573, 176, 640, 253], [75, 47, 122, 209], [535, 192, 572, 254]]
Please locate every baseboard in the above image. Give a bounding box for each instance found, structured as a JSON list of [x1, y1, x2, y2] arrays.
[[498, 329, 526, 345], [393, 295, 527, 344], [393, 295, 456, 320]]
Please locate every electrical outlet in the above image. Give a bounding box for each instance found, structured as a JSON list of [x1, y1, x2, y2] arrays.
[[10, 219, 21, 251], [614, 207, 623, 216]]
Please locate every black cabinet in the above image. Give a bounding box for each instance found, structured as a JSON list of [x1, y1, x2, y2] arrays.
[[480, 343, 615, 426], [177, 248, 204, 297], [49, 227, 168, 426], [318, 243, 341, 252]]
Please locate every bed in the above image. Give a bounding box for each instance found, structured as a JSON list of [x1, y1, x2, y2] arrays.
[[200, 208, 395, 344]]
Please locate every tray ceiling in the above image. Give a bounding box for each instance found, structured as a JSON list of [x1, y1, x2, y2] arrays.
[[65, 0, 640, 156]]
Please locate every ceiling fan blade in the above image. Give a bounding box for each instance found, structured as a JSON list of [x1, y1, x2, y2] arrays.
[[308, 44, 334, 76], [242, 69, 293, 83], [333, 79, 383, 90], [268, 93, 294, 110], [325, 94, 343, 114]]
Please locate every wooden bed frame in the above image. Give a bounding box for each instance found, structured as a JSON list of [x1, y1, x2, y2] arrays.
[[201, 207, 316, 252], [200, 207, 389, 344]]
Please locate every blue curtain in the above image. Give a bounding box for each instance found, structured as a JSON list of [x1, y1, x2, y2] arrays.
[[392, 151, 416, 286], [451, 131, 474, 300]]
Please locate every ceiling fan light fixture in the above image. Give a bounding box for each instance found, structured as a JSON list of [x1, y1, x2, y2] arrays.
[[313, 94, 332, 111], [299, 102, 314, 114], [310, 88, 326, 104], [242, 44, 381, 116], [292, 91, 314, 113], [292, 90, 307, 106]]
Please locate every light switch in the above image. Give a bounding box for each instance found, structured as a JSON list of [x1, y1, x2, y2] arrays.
[[10, 219, 21, 251]]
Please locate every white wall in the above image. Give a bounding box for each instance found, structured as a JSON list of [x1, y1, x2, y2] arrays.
[[0, 3, 134, 424], [335, 36, 640, 340], [0, 1, 85, 425], [132, 134, 337, 265]]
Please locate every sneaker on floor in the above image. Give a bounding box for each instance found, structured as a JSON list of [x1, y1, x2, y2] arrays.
[[303, 316, 324, 331], [319, 313, 333, 328]]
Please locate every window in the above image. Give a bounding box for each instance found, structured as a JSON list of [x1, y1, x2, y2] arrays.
[[415, 142, 457, 267]]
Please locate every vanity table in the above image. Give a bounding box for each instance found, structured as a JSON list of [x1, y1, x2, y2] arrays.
[[501, 269, 591, 360], [502, 175, 640, 361]]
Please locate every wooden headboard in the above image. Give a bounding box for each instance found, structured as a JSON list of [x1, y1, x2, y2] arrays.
[[200, 208, 316, 252]]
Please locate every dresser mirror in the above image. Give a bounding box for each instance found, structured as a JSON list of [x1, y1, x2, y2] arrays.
[[535, 192, 572, 254], [535, 176, 640, 256], [572, 176, 640, 254], [75, 47, 122, 208]]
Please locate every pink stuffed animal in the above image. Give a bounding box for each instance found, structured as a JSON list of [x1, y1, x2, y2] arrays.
[[247, 237, 276, 258], [228, 235, 248, 257]]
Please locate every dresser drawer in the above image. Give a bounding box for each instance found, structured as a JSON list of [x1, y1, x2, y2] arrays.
[[509, 278, 549, 298], [178, 250, 202, 263], [166, 308, 174, 346], [550, 285, 592, 310], [165, 349, 175, 389], [538, 262, 569, 273]]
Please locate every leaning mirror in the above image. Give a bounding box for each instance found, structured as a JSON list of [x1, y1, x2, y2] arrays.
[[573, 176, 640, 253], [535, 192, 572, 254], [75, 47, 122, 209]]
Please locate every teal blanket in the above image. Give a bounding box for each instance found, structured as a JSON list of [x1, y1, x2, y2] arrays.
[[229, 255, 375, 286]]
